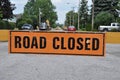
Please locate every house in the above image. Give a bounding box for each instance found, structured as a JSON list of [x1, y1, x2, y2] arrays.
[[7, 14, 22, 23]]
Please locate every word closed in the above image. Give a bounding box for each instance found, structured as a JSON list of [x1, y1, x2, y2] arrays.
[[9, 31, 105, 56]]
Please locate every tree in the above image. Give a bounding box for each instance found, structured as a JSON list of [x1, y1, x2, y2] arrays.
[[0, 0, 15, 19], [23, 0, 58, 27], [65, 11, 78, 29], [16, 15, 34, 29], [78, 0, 89, 29], [95, 11, 115, 29], [94, 0, 119, 18], [65, 0, 89, 30], [65, 11, 74, 26], [117, 1, 120, 9], [24, 0, 36, 16], [0, 9, 2, 19]]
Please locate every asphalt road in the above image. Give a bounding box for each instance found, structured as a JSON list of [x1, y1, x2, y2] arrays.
[[0, 42, 120, 80]]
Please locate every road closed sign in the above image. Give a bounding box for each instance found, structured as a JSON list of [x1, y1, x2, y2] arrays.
[[9, 31, 105, 56]]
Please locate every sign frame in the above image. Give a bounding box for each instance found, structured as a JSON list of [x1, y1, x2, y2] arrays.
[[9, 31, 105, 56]]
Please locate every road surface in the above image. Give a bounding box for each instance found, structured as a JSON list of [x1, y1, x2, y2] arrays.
[[0, 42, 120, 80]]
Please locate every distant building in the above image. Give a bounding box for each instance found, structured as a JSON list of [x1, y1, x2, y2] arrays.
[[3, 14, 22, 23]]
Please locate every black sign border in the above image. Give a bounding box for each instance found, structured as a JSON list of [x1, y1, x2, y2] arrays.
[[9, 30, 105, 56]]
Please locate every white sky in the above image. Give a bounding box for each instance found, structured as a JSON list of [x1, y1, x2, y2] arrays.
[[10, 0, 92, 24]]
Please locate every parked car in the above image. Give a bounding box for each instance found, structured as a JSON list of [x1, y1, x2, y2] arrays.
[[99, 23, 120, 32], [21, 24, 33, 30], [67, 26, 76, 31], [39, 22, 47, 30]]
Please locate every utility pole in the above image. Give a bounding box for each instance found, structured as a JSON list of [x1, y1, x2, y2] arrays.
[[67, 3, 72, 26], [78, 0, 80, 30], [92, 0, 94, 31], [70, 13, 72, 26], [72, 7, 75, 26], [39, 8, 41, 26]]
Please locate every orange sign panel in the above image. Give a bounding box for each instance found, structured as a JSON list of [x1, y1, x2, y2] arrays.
[[9, 31, 105, 56]]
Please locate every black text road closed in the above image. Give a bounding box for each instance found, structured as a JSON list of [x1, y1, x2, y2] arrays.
[[9, 31, 105, 56]]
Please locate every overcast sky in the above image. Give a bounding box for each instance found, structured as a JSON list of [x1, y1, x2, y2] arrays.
[[10, 0, 92, 24]]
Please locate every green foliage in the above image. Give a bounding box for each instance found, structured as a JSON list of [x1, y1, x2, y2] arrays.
[[9, 22, 16, 29], [81, 28, 86, 31], [116, 17, 120, 23], [0, 20, 5, 29], [16, 15, 35, 29], [79, 0, 89, 29], [79, 0, 88, 21], [86, 23, 92, 31], [117, 1, 120, 9], [17, 20, 27, 29], [16, 14, 38, 29], [23, 0, 58, 27], [65, 11, 78, 29], [65, 0, 90, 30], [25, 18, 33, 24], [111, 28, 118, 32], [0, 20, 15, 29], [52, 24, 57, 28], [0, 9, 2, 19], [0, 0, 15, 19], [65, 11, 69, 26], [94, 0, 119, 18], [30, 15, 38, 28], [95, 11, 115, 29], [0, 0, 16, 29]]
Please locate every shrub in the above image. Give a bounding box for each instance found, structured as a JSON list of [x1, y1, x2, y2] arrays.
[[25, 18, 33, 24], [0, 20, 16, 30], [111, 28, 118, 32], [9, 22, 16, 30], [17, 21, 27, 29], [0, 20, 5, 29], [86, 23, 92, 31]]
